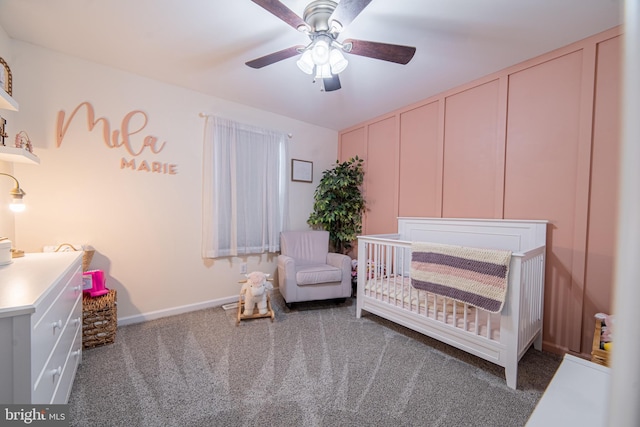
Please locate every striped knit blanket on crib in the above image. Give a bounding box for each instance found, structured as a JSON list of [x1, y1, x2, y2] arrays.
[[410, 242, 512, 313]]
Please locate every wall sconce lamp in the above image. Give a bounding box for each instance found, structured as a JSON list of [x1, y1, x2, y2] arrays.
[[0, 172, 26, 212]]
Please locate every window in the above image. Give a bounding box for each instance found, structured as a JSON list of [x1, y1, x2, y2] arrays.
[[202, 117, 289, 258]]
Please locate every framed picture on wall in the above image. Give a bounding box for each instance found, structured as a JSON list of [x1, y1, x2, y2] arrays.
[[291, 159, 313, 183], [0, 57, 11, 96]]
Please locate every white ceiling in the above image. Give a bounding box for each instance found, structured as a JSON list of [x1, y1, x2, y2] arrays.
[[0, 0, 623, 131]]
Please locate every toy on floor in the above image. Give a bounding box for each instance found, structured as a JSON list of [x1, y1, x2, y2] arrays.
[[241, 271, 273, 316]]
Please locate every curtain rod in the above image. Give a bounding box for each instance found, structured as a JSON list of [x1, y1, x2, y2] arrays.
[[199, 112, 292, 138]]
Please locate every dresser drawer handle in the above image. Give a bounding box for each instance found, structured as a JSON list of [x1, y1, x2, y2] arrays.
[[52, 320, 63, 331], [51, 366, 62, 379]]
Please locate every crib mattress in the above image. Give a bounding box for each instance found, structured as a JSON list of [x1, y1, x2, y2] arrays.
[[363, 276, 502, 341]]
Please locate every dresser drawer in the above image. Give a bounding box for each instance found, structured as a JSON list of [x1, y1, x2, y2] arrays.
[[52, 323, 82, 404], [32, 297, 82, 404], [31, 265, 82, 374], [32, 257, 82, 325]]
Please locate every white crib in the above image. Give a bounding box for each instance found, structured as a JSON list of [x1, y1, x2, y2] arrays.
[[356, 217, 547, 390]]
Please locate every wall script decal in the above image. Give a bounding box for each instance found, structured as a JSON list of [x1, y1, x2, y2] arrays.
[[56, 102, 178, 175]]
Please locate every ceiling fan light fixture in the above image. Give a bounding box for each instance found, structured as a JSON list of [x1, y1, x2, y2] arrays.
[[311, 38, 331, 65], [329, 48, 348, 74], [329, 19, 343, 34], [314, 63, 332, 79], [296, 50, 315, 74]]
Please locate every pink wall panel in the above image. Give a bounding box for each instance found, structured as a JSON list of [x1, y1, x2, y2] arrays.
[[339, 126, 367, 258], [582, 36, 621, 353], [339, 126, 366, 162], [504, 50, 584, 352], [365, 117, 398, 234], [398, 102, 441, 217], [442, 80, 501, 218]]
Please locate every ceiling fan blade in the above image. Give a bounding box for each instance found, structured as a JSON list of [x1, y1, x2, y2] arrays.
[[344, 39, 416, 65], [246, 45, 304, 69], [250, 0, 306, 30], [323, 74, 341, 92], [329, 0, 372, 29]]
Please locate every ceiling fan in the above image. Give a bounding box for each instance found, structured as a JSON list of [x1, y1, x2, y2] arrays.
[[246, 0, 416, 92]]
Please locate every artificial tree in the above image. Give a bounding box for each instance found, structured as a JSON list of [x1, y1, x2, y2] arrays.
[[307, 156, 365, 254]]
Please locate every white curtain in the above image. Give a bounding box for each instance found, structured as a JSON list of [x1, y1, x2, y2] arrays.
[[202, 116, 289, 258]]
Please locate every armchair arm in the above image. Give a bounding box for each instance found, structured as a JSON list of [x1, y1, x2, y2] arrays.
[[326, 252, 351, 270], [277, 254, 297, 302], [326, 253, 352, 294]]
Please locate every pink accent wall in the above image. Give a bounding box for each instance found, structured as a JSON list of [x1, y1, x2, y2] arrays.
[[364, 116, 398, 234], [443, 79, 502, 218], [504, 50, 585, 352], [340, 126, 366, 163], [398, 102, 441, 217], [339, 26, 622, 356]]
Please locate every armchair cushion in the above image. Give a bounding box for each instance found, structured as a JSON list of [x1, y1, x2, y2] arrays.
[[296, 264, 342, 285]]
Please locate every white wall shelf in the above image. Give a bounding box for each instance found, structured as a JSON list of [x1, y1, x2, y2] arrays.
[[0, 145, 40, 164], [0, 88, 18, 111]]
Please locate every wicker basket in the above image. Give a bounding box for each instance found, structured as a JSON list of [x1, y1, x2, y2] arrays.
[[591, 318, 610, 367], [54, 243, 95, 272], [82, 289, 117, 349]]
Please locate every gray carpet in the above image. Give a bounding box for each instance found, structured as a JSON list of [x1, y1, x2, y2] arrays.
[[68, 292, 561, 426]]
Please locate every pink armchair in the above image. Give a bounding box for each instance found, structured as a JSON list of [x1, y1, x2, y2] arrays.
[[277, 230, 352, 307]]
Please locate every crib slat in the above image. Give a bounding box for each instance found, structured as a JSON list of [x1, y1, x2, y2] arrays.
[[453, 300, 457, 326], [432, 293, 436, 319], [463, 304, 468, 331], [474, 308, 479, 335]]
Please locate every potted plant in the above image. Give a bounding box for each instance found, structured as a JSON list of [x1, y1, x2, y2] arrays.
[[307, 156, 365, 255]]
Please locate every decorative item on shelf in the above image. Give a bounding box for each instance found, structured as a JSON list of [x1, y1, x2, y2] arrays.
[[0, 116, 7, 146], [0, 172, 26, 212], [14, 131, 33, 153], [0, 57, 11, 96]]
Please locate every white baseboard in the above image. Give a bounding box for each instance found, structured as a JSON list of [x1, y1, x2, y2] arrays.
[[116, 288, 281, 326], [117, 295, 239, 326]]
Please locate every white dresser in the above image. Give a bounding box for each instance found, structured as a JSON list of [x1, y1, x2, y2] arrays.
[[0, 251, 83, 404]]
